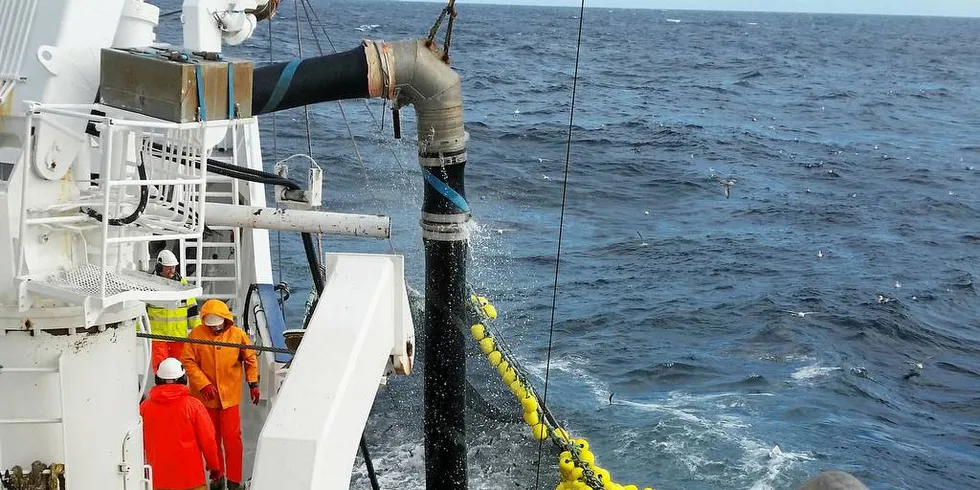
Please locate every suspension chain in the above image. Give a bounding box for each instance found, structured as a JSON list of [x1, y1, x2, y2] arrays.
[[425, 0, 458, 63]]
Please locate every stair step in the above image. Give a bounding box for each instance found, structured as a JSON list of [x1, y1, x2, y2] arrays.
[[0, 366, 58, 373], [0, 418, 63, 425]]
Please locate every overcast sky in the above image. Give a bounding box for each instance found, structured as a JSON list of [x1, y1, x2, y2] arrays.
[[430, 0, 980, 17]]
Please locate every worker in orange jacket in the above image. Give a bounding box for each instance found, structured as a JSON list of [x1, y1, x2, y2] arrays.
[[181, 299, 259, 490], [140, 357, 222, 490]]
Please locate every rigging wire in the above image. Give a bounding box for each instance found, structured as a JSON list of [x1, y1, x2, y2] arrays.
[[534, 0, 587, 487], [300, 0, 408, 259], [301, 0, 407, 171], [269, 9, 286, 321], [299, 0, 370, 184], [298, 0, 396, 269], [300, 0, 384, 129], [293, 0, 314, 158]]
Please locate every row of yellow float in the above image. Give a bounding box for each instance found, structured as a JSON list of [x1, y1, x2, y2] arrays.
[[467, 292, 655, 490]]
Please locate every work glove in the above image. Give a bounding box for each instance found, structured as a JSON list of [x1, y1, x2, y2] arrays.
[[200, 384, 219, 401], [249, 382, 260, 405]]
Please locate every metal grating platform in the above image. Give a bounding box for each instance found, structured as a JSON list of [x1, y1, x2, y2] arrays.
[[42, 265, 195, 297], [19, 265, 202, 318]]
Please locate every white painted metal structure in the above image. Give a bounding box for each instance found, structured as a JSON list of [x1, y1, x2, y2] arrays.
[[0, 1, 416, 488], [251, 253, 415, 489]]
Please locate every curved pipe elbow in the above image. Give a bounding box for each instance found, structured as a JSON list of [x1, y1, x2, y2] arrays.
[[365, 39, 465, 155], [251, 38, 465, 154], [365, 39, 461, 111]]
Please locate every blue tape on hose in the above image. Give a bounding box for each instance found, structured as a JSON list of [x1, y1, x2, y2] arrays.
[[259, 58, 301, 114], [228, 62, 235, 119], [194, 64, 206, 121], [423, 169, 470, 213]]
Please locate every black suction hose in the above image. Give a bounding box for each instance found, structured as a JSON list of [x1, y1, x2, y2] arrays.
[[252, 46, 370, 115]]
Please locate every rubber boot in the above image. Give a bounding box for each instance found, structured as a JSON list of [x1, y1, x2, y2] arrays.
[[226, 481, 242, 490]]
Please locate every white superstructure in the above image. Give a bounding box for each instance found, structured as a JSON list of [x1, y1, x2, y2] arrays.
[[0, 1, 415, 488]]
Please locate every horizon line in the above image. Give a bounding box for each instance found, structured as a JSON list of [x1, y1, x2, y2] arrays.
[[394, 0, 980, 18]]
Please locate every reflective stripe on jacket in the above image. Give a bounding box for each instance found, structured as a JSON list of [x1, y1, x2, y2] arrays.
[[182, 324, 259, 409], [140, 384, 220, 490], [146, 277, 201, 338]]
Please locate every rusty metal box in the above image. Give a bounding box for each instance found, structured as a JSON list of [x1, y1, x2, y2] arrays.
[[99, 48, 253, 123]]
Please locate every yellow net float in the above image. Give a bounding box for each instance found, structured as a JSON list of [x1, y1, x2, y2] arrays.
[[467, 290, 658, 490], [531, 423, 549, 440], [487, 350, 503, 367], [521, 395, 538, 413], [482, 302, 497, 319], [559, 456, 575, 476], [592, 467, 610, 484], [478, 337, 494, 354], [509, 379, 526, 398], [469, 294, 499, 320]]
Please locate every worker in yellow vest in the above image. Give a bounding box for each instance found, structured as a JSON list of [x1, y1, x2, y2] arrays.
[[147, 249, 201, 374]]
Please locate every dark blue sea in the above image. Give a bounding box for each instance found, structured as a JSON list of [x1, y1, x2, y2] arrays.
[[156, 1, 980, 488]]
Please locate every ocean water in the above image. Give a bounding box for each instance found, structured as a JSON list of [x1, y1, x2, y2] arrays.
[[155, 1, 980, 489]]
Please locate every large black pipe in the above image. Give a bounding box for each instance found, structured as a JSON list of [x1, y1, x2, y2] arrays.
[[243, 39, 473, 488], [252, 46, 369, 115], [421, 159, 469, 489]]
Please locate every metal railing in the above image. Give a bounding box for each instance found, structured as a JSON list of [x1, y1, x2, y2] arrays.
[[14, 103, 253, 318]]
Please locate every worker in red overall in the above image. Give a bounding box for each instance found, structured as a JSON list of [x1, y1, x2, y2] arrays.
[[140, 357, 222, 490]]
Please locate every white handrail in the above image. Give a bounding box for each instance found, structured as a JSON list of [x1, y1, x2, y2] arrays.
[[137, 314, 152, 397]]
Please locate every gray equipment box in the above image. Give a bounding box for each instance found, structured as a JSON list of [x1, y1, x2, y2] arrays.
[[100, 47, 254, 123]]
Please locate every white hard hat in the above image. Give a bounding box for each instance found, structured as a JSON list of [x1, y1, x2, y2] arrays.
[[203, 313, 224, 327], [157, 249, 179, 267], [157, 357, 185, 380]]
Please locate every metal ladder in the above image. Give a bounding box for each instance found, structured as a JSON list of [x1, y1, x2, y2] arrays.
[[183, 128, 245, 312], [185, 176, 241, 310], [0, 359, 70, 482], [0, 359, 65, 427], [0, 357, 154, 489]]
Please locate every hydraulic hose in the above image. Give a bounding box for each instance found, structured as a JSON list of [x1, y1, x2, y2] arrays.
[[81, 151, 149, 226]]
